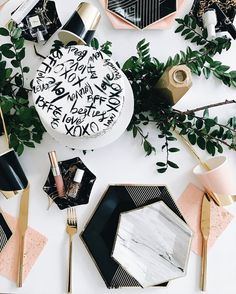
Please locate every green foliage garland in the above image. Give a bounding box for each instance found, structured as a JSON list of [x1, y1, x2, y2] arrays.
[[0, 15, 235, 173], [0, 22, 44, 155]]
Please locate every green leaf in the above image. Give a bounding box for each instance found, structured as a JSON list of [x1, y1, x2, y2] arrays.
[[175, 25, 184, 33], [206, 141, 215, 156], [185, 32, 195, 40], [175, 18, 184, 24], [132, 126, 137, 138], [23, 66, 30, 73], [205, 118, 216, 132], [15, 75, 23, 86], [137, 39, 146, 49], [11, 60, 20, 67], [15, 37, 24, 49], [191, 17, 197, 29], [2, 48, 15, 59], [184, 15, 190, 26], [0, 43, 13, 51], [197, 136, 206, 150], [196, 119, 203, 129], [18, 97, 28, 104], [7, 21, 14, 32], [216, 65, 230, 72], [9, 133, 19, 149], [12, 27, 22, 39], [168, 148, 180, 152], [157, 168, 167, 173], [5, 68, 13, 79], [143, 140, 154, 156], [203, 67, 211, 79], [188, 133, 196, 145], [17, 143, 24, 156], [0, 99, 13, 113], [156, 162, 166, 167], [229, 71, 236, 78], [203, 108, 209, 118], [0, 27, 9, 36], [18, 129, 30, 140], [17, 48, 25, 61], [167, 160, 179, 169], [166, 136, 176, 141], [181, 28, 191, 36], [216, 144, 223, 153], [23, 141, 35, 148], [90, 38, 99, 50]]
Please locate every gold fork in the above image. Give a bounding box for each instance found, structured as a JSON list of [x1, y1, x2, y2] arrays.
[[66, 207, 77, 294]]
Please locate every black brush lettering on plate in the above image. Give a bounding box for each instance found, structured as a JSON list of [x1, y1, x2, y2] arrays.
[[34, 47, 123, 137]]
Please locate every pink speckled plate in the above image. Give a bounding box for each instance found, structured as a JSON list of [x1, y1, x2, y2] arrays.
[[177, 183, 233, 256], [0, 212, 47, 283], [100, 0, 186, 30]]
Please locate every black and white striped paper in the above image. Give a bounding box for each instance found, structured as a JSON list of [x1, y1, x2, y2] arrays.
[[0, 212, 12, 253]]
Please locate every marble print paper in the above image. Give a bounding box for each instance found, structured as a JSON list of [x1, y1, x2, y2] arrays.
[[177, 183, 233, 255], [112, 201, 193, 287]]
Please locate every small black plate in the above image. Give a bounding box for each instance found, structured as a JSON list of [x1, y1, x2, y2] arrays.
[[43, 157, 96, 210], [81, 185, 185, 288]]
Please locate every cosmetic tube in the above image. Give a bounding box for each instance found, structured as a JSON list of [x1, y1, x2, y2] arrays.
[[48, 151, 65, 197]]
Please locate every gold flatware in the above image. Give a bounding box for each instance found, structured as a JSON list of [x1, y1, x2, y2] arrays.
[[66, 207, 77, 294], [17, 185, 30, 287], [200, 193, 211, 292]]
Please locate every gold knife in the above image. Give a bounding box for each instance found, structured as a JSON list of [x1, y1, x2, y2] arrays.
[[17, 185, 30, 288], [200, 193, 211, 291]]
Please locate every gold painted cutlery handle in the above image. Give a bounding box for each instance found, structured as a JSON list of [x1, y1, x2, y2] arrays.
[[17, 235, 25, 288], [67, 238, 73, 294], [201, 238, 208, 291]]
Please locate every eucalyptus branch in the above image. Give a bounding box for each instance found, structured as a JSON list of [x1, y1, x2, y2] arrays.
[[173, 109, 236, 132], [175, 100, 236, 114]]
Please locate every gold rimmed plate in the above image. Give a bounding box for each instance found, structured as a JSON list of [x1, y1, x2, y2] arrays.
[[81, 184, 187, 288]]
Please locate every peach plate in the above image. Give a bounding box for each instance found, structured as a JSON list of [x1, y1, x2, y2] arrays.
[[99, 0, 186, 30], [0, 212, 47, 283], [177, 183, 233, 256]]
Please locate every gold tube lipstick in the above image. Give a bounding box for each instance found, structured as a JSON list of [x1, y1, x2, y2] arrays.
[[48, 151, 65, 197]]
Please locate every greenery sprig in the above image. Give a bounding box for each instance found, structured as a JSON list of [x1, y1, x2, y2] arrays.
[[0, 22, 44, 155], [175, 15, 236, 87], [120, 30, 236, 172]]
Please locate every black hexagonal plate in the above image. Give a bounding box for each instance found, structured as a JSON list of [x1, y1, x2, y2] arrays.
[[81, 185, 186, 288], [107, 0, 176, 29], [43, 157, 96, 210]]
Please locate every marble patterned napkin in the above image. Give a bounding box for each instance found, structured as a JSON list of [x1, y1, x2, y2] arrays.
[[0, 212, 47, 282], [177, 183, 233, 255]]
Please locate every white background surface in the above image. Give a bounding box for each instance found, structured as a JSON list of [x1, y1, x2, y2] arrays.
[[0, 0, 236, 293]]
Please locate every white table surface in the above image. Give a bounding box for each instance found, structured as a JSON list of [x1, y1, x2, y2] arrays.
[[1, 1, 236, 293]]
